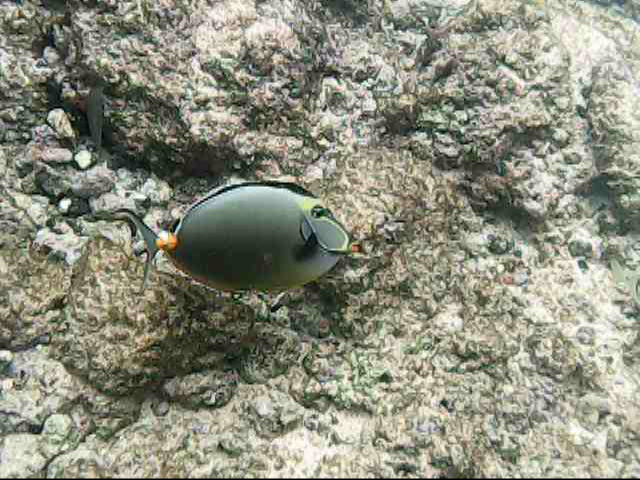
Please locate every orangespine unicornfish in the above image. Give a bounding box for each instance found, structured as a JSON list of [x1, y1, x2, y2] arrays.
[[110, 181, 360, 293]]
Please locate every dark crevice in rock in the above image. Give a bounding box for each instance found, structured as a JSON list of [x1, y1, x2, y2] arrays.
[[575, 174, 640, 234], [484, 200, 543, 235], [1, 333, 53, 353], [574, 174, 614, 201], [45, 77, 65, 112], [316, 0, 370, 27], [0, 411, 43, 436], [30, 23, 56, 60]]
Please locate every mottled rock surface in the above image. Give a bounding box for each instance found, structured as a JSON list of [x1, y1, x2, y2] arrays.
[[1, 0, 640, 477]]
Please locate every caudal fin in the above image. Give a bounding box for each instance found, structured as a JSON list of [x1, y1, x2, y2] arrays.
[[110, 209, 160, 292]]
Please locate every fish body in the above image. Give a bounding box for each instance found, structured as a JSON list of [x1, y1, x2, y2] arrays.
[[112, 182, 354, 292], [87, 85, 104, 149]]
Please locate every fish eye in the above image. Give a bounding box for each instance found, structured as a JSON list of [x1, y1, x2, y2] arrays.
[[311, 205, 327, 218]]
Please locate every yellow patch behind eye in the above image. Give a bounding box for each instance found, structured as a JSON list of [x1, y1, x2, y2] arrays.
[[298, 196, 323, 213]]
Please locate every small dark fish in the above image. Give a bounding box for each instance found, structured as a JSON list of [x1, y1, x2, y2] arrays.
[[86, 84, 104, 149]]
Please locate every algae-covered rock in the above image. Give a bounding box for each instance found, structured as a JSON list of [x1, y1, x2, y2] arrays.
[[0, 242, 70, 350], [52, 236, 256, 396], [247, 389, 305, 439], [0, 434, 48, 478], [2, 0, 640, 477], [163, 370, 239, 409]]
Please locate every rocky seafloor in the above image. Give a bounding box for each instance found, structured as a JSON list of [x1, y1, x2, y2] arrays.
[[1, 0, 640, 476]]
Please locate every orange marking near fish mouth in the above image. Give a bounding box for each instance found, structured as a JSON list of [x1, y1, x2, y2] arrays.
[[350, 242, 364, 254], [156, 232, 178, 251]]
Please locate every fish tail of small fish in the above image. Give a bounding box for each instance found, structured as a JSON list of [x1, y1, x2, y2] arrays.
[[111, 209, 160, 292]]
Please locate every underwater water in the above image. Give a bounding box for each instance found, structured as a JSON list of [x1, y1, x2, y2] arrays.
[[1, 0, 640, 477]]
